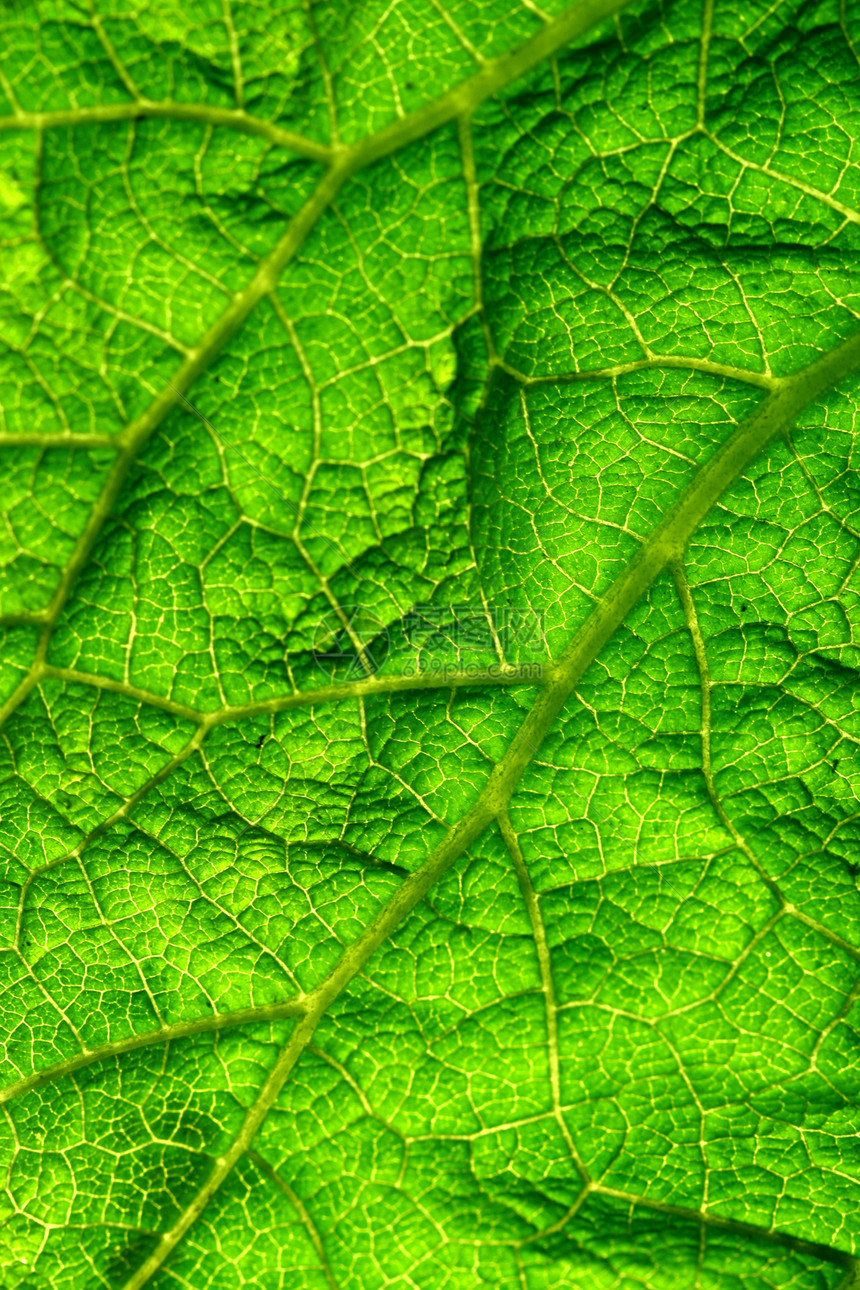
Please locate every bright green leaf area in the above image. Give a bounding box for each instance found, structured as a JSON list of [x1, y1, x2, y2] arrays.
[[1, 0, 860, 1287]]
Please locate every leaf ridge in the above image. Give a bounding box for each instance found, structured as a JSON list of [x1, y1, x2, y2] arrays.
[[0, 101, 333, 161], [587, 1186, 858, 1271], [500, 809, 589, 1180]]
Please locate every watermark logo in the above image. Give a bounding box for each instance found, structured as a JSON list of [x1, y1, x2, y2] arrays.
[[310, 603, 547, 679]]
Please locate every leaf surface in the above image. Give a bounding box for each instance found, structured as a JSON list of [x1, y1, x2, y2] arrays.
[[1, 1, 860, 1287]]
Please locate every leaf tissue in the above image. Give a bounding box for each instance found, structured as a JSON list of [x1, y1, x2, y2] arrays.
[[0, 0, 859, 1286]]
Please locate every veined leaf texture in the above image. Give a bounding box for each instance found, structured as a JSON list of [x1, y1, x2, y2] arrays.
[[0, 0, 859, 1286]]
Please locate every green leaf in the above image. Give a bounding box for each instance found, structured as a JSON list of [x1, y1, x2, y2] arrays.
[[1, 1, 859, 1287]]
